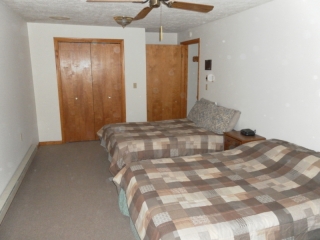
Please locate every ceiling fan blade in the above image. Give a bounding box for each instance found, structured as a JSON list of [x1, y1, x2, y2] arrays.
[[87, 0, 144, 2], [133, 7, 153, 20], [169, 1, 214, 13]]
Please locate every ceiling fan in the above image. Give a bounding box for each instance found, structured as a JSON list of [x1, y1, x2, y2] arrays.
[[87, 0, 214, 23]]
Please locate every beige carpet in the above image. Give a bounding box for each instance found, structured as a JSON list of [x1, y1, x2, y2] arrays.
[[0, 141, 135, 240]]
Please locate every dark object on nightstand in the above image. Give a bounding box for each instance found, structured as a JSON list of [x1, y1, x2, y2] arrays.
[[240, 129, 256, 136], [224, 131, 266, 150]]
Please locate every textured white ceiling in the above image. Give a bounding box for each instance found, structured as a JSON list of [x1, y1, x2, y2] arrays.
[[0, 0, 274, 32]]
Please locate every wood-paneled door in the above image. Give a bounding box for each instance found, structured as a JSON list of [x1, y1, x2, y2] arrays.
[[58, 42, 95, 142], [146, 45, 188, 121], [55, 38, 125, 143], [91, 43, 124, 135]]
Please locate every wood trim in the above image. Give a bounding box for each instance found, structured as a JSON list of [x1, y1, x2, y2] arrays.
[[54, 39, 65, 143], [53, 37, 126, 143], [181, 45, 188, 118], [197, 41, 200, 100], [180, 38, 200, 45], [39, 141, 63, 146], [119, 40, 126, 123], [54, 38, 124, 44], [180, 38, 200, 100]]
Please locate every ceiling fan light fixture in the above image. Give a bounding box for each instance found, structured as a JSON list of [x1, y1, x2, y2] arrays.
[[113, 16, 133, 28], [149, 0, 161, 8], [159, 26, 163, 41]]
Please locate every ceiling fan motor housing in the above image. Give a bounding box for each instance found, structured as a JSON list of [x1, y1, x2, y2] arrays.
[[150, 0, 161, 8]]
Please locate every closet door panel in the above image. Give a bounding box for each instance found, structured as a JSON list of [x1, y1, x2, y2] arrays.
[[147, 45, 187, 121], [59, 42, 95, 142], [91, 43, 123, 138]]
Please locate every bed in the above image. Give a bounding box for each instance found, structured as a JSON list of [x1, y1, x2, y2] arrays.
[[113, 139, 320, 240], [98, 98, 241, 175]]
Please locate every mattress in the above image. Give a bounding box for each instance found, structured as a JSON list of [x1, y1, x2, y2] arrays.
[[98, 118, 223, 175], [114, 139, 320, 240]]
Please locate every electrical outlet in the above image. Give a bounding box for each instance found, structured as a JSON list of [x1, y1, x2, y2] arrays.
[[20, 133, 23, 141], [133, 83, 137, 88], [206, 84, 208, 90]]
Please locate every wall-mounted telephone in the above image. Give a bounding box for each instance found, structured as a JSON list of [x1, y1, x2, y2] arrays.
[[240, 129, 256, 136]]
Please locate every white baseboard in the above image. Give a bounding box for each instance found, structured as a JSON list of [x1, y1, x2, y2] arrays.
[[0, 144, 38, 224]]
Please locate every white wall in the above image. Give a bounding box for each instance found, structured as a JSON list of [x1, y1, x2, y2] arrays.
[[28, 23, 147, 142], [0, 3, 38, 195], [146, 32, 177, 44], [187, 44, 198, 114], [178, 0, 320, 151]]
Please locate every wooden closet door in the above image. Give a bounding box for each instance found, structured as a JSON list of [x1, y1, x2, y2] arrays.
[[58, 42, 95, 142], [146, 45, 187, 121], [91, 43, 124, 139]]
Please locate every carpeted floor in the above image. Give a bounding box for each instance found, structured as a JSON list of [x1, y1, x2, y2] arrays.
[[0, 141, 135, 240]]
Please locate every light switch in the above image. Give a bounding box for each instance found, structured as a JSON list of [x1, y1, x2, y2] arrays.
[[206, 74, 215, 82], [133, 83, 137, 88]]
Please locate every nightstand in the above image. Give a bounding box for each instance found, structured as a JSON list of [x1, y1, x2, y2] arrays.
[[223, 131, 266, 150]]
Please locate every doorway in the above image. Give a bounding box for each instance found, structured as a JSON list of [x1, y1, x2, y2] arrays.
[[180, 38, 200, 114]]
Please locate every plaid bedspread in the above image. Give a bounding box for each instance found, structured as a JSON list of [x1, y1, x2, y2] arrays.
[[98, 119, 223, 175], [113, 139, 320, 240]]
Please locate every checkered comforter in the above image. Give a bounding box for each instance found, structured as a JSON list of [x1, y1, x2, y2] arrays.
[[99, 119, 223, 175], [113, 139, 320, 240]]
